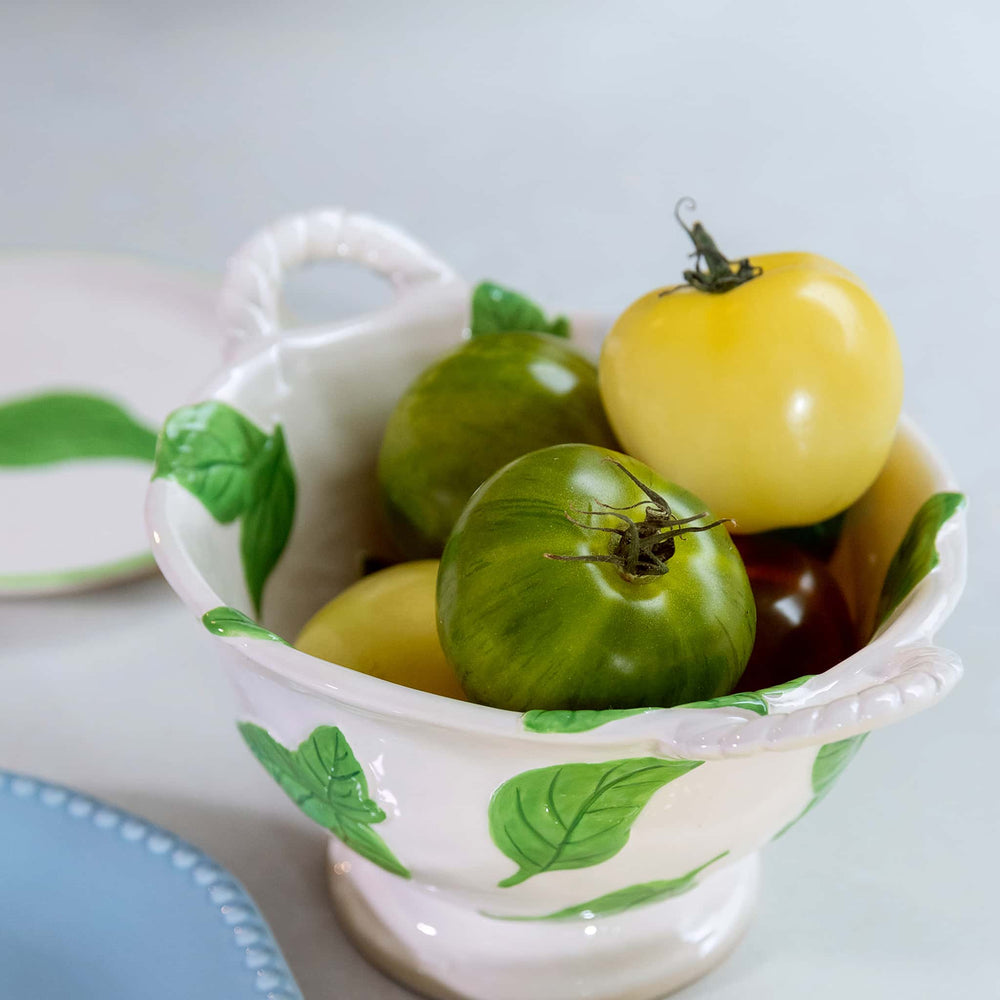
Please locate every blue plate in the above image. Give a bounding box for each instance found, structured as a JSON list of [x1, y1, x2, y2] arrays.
[[0, 771, 302, 1000]]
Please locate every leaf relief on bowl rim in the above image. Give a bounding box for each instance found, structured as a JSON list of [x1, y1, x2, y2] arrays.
[[153, 401, 296, 618]]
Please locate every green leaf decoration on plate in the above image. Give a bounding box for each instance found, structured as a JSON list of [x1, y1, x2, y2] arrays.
[[153, 401, 296, 617], [521, 708, 654, 734], [238, 722, 410, 878], [470, 281, 570, 338], [487, 852, 728, 921], [202, 606, 288, 644], [873, 492, 966, 633], [0, 391, 157, 467], [489, 756, 702, 888], [775, 733, 868, 839]]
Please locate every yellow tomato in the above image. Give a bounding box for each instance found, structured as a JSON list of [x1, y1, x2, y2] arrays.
[[295, 561, 467, 700], [599, 210, 903, 534]]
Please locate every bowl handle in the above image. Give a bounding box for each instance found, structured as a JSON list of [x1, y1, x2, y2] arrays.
[[218, 208, 456, 343], [663, 642, 964, 759], [754, 642, 965, 753]]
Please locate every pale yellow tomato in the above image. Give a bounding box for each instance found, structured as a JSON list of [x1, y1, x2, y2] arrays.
[[599, 230, 903, 534], [295, 561, 467, 700]]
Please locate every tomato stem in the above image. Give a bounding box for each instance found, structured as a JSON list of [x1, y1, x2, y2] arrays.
[[545, 459, 731, 582], [665, 198, 762, 295]]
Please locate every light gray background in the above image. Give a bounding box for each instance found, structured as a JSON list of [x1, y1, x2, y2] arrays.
[[1, 2, 997, 998]]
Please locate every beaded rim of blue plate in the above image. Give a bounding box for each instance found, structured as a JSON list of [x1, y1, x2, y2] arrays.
[[0, 770, 302, 1000]]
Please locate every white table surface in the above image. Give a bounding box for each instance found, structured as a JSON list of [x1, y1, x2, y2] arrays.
[[2, 3, 998, 998]]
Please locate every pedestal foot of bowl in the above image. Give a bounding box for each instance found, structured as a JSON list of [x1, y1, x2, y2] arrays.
[[327, 840, 761, 1000]]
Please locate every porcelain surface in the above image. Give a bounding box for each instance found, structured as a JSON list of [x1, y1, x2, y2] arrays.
[[0, 770, 301, 1000], [0, 253, 220, 594], [146, 210, 967, 1000]]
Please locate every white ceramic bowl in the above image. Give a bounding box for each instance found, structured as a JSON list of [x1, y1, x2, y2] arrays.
[[147, 210, 967, 1000]]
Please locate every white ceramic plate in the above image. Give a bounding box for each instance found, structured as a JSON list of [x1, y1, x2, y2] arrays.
[[0, 253, 220, 595]]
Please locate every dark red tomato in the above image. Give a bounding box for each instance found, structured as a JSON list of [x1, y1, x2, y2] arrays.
[[733, 534, 856, 691]]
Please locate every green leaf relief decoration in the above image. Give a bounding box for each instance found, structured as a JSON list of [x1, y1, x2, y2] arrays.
[[202, 606, 288, 644], [239, 426, 295, 616], [678, 691, 769, 715], [0, 391, 157, 467], [521, 708, 654, 734], [521, 676, 815, 733], [487, 851, 729, 921], [489, 757, 702, 888], [470, 281, 570, 338], [810, 734, 868, 803], [153, 401, 296, 617], [758, 674, 814, 696], [775, 733, 868, 839], [873, 492, 966, 634], [152, 401, 266, 521], [238, 722, 410, 879]]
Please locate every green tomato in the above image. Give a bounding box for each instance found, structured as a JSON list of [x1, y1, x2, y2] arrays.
[[437, 444, 756, 712], [378, 332, 617, 558]]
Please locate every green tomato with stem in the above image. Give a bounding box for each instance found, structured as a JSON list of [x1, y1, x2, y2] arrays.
[[437, 444, 756, 712], [378, 332, 617, 559]]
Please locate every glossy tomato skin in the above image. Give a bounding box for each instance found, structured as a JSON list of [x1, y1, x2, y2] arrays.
[[437, 444, 756, 712], [378, 332, 617, 559], [598, 252, 903, 534], [296, 561, 467, 701], [733, 534, 856, 691]]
